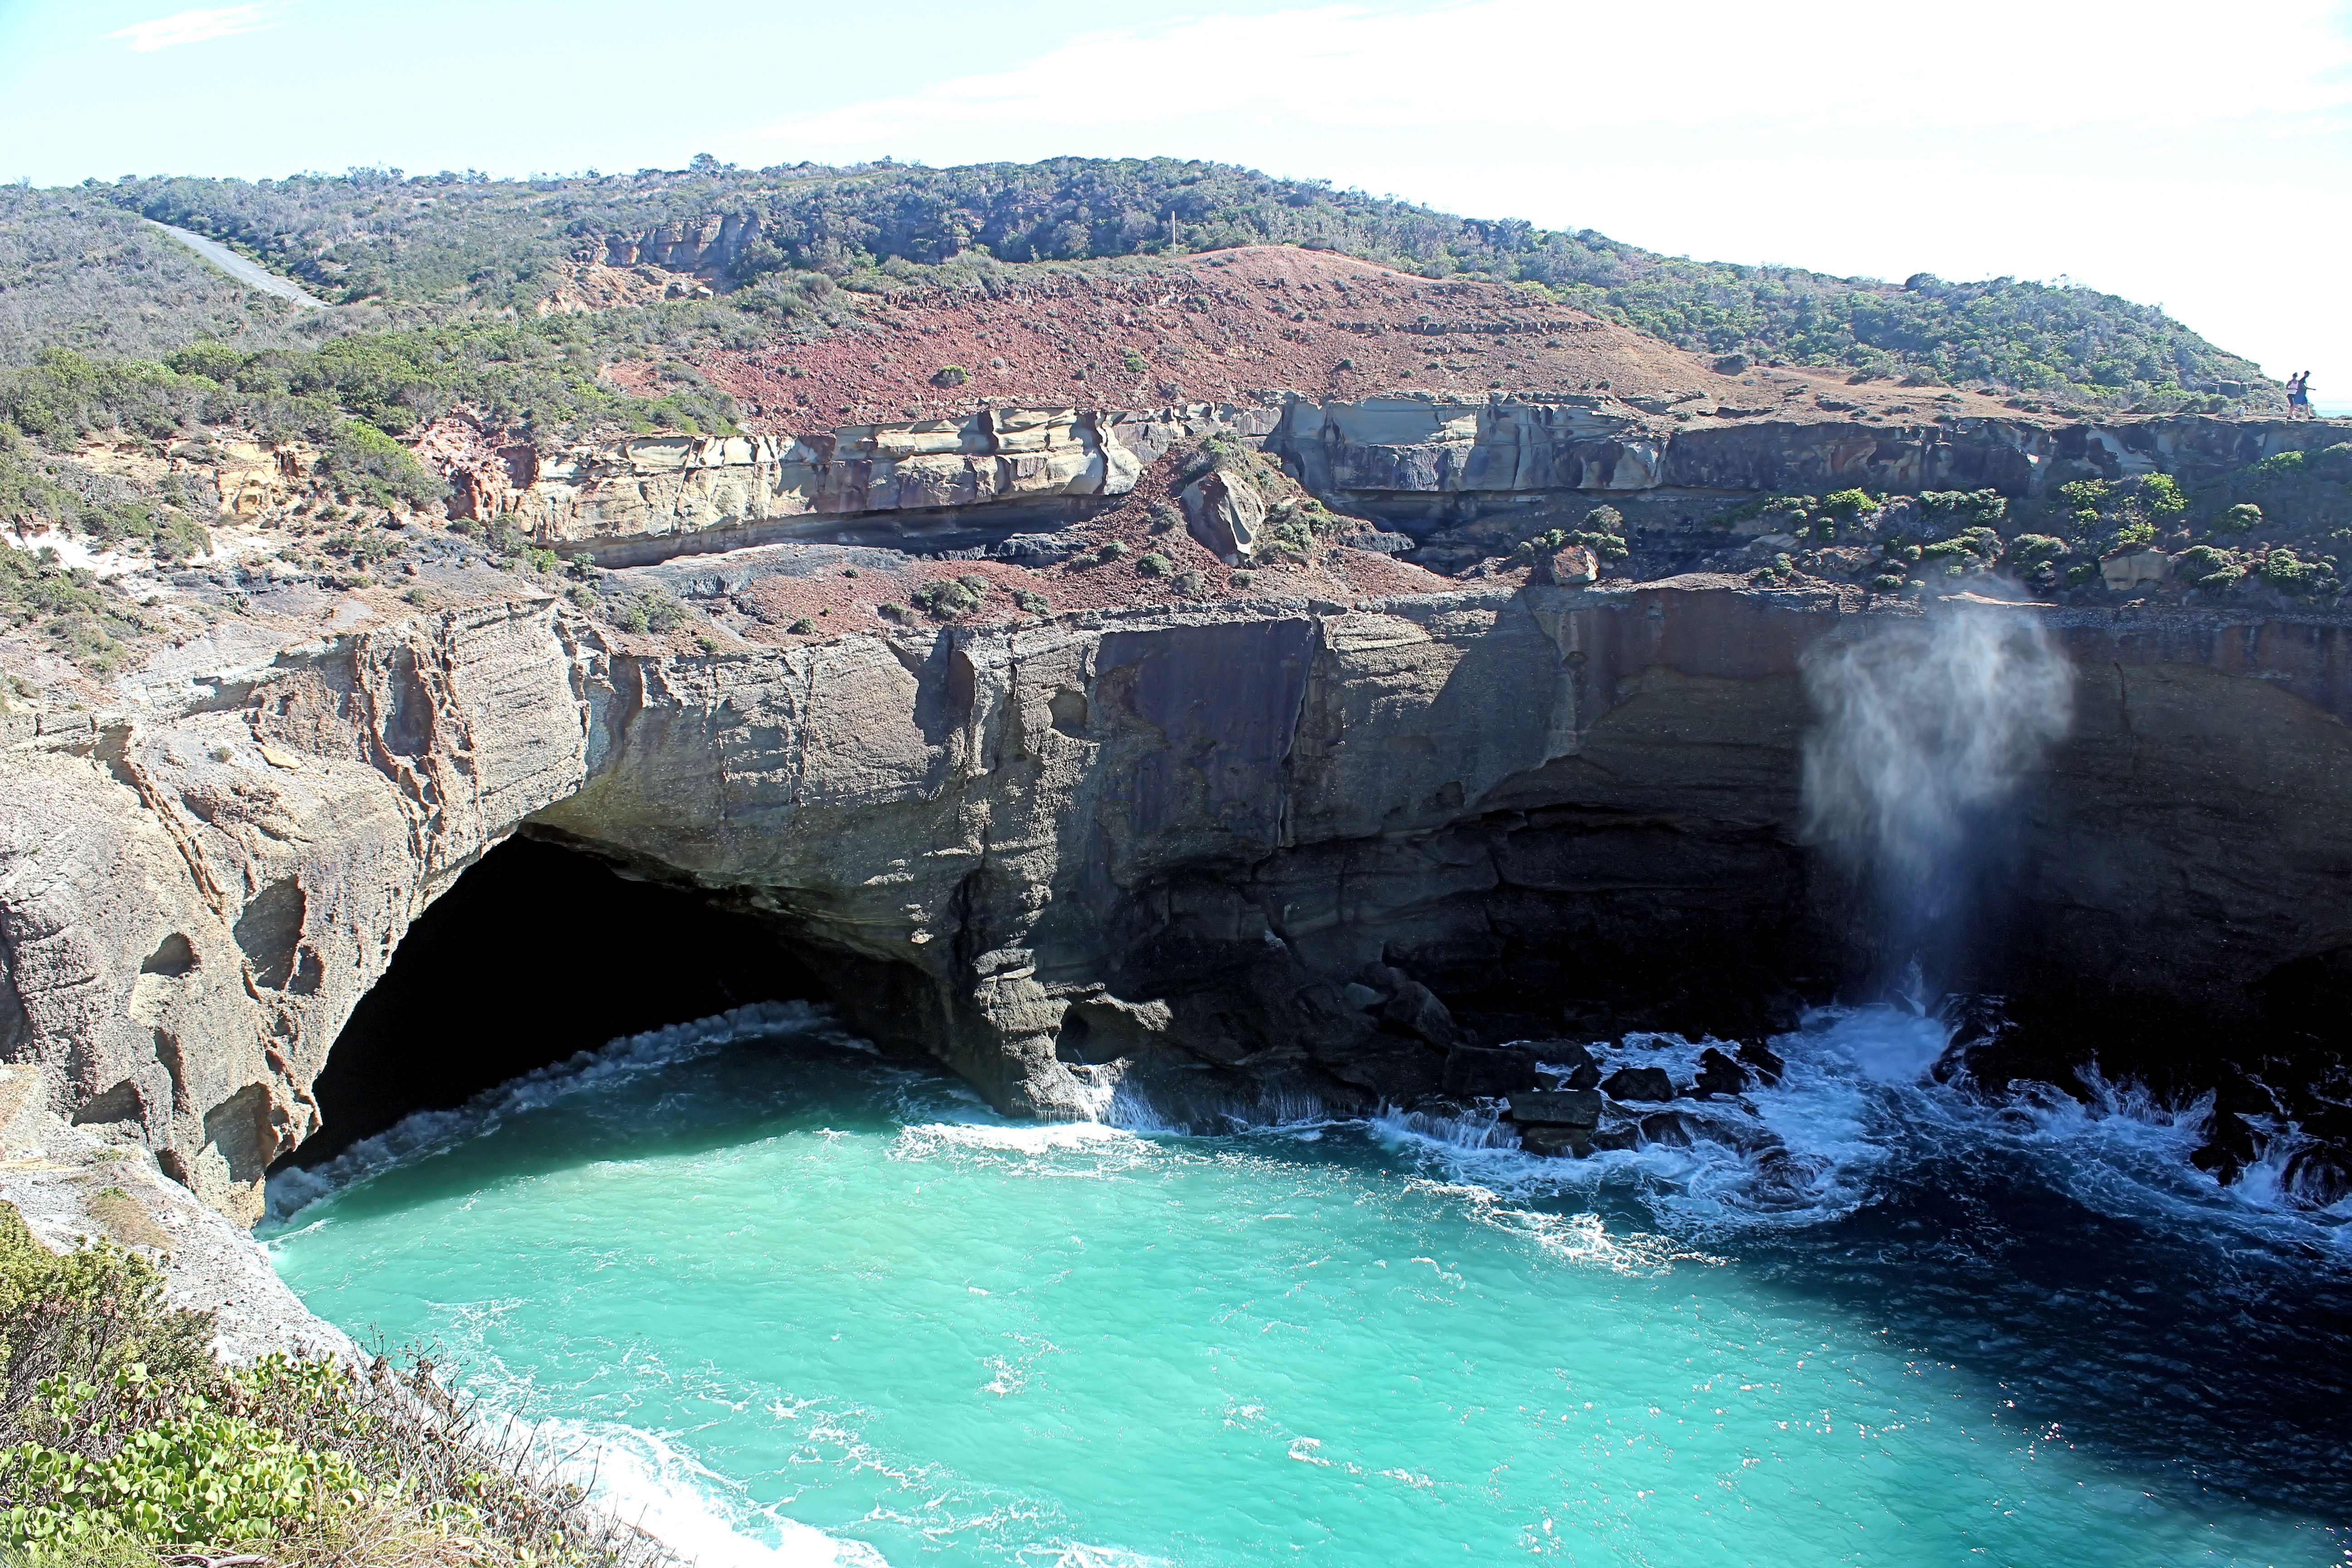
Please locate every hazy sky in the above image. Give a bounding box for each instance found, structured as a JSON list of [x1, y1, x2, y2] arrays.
[[4, 0, 2347, 400]]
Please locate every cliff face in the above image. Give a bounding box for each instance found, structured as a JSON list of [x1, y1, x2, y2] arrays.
[[412, 399, 2337, 578], [6, 581, 2349, 1220]]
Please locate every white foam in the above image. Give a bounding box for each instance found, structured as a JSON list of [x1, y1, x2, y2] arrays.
[[521, 1416, 887, 1568], [263, 1000, 853, 1225]]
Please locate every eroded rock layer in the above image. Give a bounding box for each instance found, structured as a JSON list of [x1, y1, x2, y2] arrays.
[[5, 581, 2349, 1220]]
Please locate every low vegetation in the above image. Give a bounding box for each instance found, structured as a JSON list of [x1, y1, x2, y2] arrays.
[[0, 1203, 662, 1567], [1, 160, 2269, 410]]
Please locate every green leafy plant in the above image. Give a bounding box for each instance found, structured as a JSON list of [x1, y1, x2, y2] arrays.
[[911, 577, 988, 619], [1012, 588, 1049, 614], [2176, 544, 2244, 590], [2214, 503, 2262, 535], [1135, 552, 1171, 577]]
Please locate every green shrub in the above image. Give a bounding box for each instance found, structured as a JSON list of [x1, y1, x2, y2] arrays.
[[1135, 552, 1171, 576], [2003, 533, 2070, 571], [313, 419, 448, 510], [2215, 503, 2262, 534], [1012, 588, 1049, 614], [2139, 473, 2187, 516], [1121, 349, 1150, 374], [1921, 488, 2009, 527], [2105, 519, 2156, 552], [1096, 541, 1129, 563], [877, 601, 911, 623], [1821, 488, 1874, 519], [1145, 500, 1180, 534], [2259, 548, 2340, 597], [2177, 544, 2244, 590], [911, 577, 985, 619], [1919, 526, 2001, 569], [786, 617, 815, 634], [931, 366, 969, 387]]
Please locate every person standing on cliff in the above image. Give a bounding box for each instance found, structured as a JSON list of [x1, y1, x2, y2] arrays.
[[2285, 372, 2312, 417]]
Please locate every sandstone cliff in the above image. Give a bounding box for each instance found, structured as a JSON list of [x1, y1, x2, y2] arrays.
[[6, 577, 2349, 1221]]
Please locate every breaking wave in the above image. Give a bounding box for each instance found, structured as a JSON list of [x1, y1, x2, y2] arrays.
[[263, 1000, 865, 1224]]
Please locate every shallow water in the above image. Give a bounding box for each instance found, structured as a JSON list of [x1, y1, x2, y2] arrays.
[[263, 1005, 2352, 1566]]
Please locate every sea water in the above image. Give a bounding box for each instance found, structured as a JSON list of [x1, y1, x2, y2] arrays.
[[261, 1004, 2352, 1566]]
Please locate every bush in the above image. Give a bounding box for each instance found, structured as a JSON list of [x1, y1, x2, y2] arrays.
[[1012, 588, 1049, 613], [911, 577, 986, 619], [786, 617, 815, 634], [931, 366, 969, 387], [611, 589, 687, 635], [2177, 544, 2244, 590], [1121, 349, 1150, 374], [313, 419, 448, 510], [1920, 488, 2009, 528], [1145, 500, 1180, 534], [2139, 473, 2187, 516], [1135, 552, 1171, 576], [1096, 541, 1128, 563], [877, 601, 911, 623], [2259, 548, 2340, 597], [2003, 534, 2070, 571], [1173, 569, 1203, 595], [2215, 503, 2262, 534], [1821, 488, 1874, 519]]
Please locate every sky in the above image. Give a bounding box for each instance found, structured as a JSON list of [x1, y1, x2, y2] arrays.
[[2, 0, 2347, 402]]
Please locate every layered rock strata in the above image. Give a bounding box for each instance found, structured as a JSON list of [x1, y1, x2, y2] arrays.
[[5, 579, 2350, 1221], [411, 400, 2337, 576]]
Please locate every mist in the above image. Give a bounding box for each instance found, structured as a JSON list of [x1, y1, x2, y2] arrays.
[[1800, 599, 2076, 990]]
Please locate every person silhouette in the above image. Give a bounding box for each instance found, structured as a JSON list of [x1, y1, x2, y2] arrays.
[[2285, 372, 2311, 418]]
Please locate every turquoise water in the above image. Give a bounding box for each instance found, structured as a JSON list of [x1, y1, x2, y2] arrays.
[[263, 1008, 2349, 1566]]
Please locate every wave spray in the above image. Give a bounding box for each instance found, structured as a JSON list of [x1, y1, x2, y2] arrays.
[[1800, 598, 2074, 992]]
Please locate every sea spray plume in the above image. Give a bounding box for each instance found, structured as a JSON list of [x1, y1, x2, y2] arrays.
[[1799, 598, 2074, 986]]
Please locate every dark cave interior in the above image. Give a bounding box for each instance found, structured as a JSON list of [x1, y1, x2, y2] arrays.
[[284, 834, 823, 1168]]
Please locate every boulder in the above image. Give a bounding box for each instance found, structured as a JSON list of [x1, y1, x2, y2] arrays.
[[1602, 1066, 1678, 1102], [1639, 1110, 1697, 1147], [1442, 1045, 1541, 1098], [2101, 548, 2171, 590], [1181, 468, 1267, 564], [1380, 980, 1462, 1049], [1506, 1089, 1604, 1127], [1526, 1039, 1602, 1091], [1736, 1039, 1786, 1085], [1518, 1123, 1592, 1158], [1537, 544, 1599, 586], [1691, 1046, 1750, 1098], [1590, 1121, 1641, 1152]]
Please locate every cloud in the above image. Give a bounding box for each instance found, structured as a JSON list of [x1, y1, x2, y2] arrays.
[[107, 5, 274, 52]]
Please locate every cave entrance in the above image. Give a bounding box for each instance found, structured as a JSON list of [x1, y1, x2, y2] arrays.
[[281, 834, 824, 1169]]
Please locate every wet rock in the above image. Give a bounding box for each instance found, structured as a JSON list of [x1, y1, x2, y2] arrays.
[[1691, 1047, 1750, 1098], [1602, 1066, 1677, 1102], [1340, 982, 1384, 1012], [2191, 1110, 2260, 1184], [1639, 1110, 1696, 1147], [2284, 1147, 2351, 1209], [1442, 1045, 1542, 1098], [1590, 1121, 1641, 1152], [1735, 1040, 1785, 1086], [1507, 1089, 1604, 1127], [1537, 1062, 1603, 1092], [1518, 1123, 1592, 1158], [1380, 980, 1463, 1049]]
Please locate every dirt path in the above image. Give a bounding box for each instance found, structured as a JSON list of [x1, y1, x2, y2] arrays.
[[145, 219, 328, 309]]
